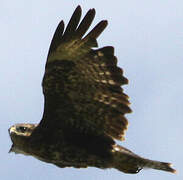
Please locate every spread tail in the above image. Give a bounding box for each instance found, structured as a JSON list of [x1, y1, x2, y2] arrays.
[[112, 145, 176, 174]]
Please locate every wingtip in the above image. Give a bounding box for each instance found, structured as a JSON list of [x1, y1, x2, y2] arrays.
[[74, 5, 82, 15], [58, 20, 64, 27], [101, 20, 108, 31], [76, 5, 82, 10], [87, 8, 96, 18], [89, 8, 96, 14], [99, 20, 108, 29], [76, 6, 96, 15], [102, 20, 108, 25]]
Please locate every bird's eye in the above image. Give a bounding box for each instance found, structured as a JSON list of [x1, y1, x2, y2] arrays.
[[16, 126, 27, 133]]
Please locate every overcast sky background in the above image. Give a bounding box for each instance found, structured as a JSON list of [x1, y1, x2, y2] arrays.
[[1, 0, 183, 180]]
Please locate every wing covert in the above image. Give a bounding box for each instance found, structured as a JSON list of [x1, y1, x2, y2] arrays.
[[35, 6, 132, 141]]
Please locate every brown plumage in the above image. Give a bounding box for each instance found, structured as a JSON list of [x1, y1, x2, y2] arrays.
[[9, 6, 176, 174]]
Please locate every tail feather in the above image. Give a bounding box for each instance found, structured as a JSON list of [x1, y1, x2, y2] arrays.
[[112, 145, 176, 174], [140, 158, 176, 173]]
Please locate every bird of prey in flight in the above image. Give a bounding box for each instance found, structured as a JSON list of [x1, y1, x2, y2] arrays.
[[9, 6, 176, 174]]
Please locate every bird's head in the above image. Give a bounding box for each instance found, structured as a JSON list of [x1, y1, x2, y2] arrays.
[[8, 123, 37, 155]]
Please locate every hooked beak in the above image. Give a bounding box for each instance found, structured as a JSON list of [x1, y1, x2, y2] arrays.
[[8, 127, 15, 153], [9, 144, 14, 153], [8, 126, 16, 135]]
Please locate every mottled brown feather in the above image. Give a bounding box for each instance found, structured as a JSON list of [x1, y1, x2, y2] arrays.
[[9, 6, 176, 174], [33, 5, 131, 143]]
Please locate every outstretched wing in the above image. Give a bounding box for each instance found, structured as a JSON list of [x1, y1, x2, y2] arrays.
[[35, 6, 131, 142]]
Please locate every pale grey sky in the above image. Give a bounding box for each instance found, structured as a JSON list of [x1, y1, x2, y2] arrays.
[[1, 0, 183, 180]]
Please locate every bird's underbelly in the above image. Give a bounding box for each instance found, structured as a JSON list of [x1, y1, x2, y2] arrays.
[[32, 144, 112, 169]]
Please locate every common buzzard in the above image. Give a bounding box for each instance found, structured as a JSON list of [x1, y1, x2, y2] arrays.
[[9, 6, 176, 174]]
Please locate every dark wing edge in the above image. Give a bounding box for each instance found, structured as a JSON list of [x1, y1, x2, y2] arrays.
[[34, 6, 131, 141], [47, 6, 107, 57]]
